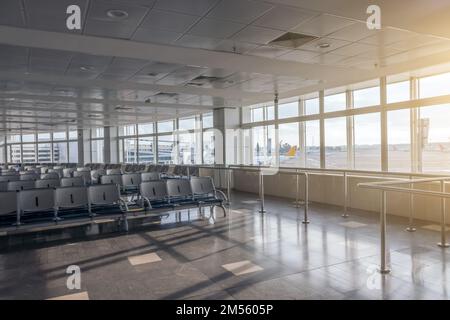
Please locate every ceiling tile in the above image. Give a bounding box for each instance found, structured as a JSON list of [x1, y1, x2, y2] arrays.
[[388, 34, 443, 51], [175, 34, 223, 50], [328, 21, 378, 42], [213, 40, 259, 54], [247, 46, 293, 58], [232, 26, 285, 45], [24, 0, 88, 33], [207, 0, 273, 24], [310, 52, 348, 65], [188, 18, 245, 39], [329, 42, 376, 56], [140, 9, 199, 32], [291, 14, 356, 37], [0, 0, 26, 27], [132, 28, 182, 44], [84, 20, 138, 39], [277, 49, 318, 62], [253, 5, 317, 31], [298, 37, 351, 53], [359, 27, 416, 46], [154, 0, 219, 16]]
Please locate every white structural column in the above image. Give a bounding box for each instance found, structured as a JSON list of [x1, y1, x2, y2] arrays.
[[77, 129, 84, 166], [380, 77, 388, 172], [103, 127, 111, 164], [319, 91, 325, 169], [213, 108, 240, 165]]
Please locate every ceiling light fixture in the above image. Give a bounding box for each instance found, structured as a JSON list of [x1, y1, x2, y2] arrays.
[[106, 9, 129, 20], [317, 43, 331, 49]]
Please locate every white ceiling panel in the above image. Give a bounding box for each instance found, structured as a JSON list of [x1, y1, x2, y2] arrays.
[[248, 46, 293, 58], [232, 26, 285, 45], [140, 9, 200, 33], [207, 0, 273, 24], [360, 27, 417, 46], [328, 21, 378, 42], [0, 0, 25, 27], [329, 42, 377, 57], [292, 14, 355, 37], [277, 49, 319, 62], [298, 37, 350, 53], [253, 5, 317, 31], [132, 28, 182, 44], [213, 40, 259, 54], [175, 34, 223, 50], [154, 0, 220, 16], [188, 18, 245, 39]]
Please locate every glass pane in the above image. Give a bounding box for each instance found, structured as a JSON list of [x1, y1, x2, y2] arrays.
[[324, 93, 346, 112], [278, 101, 298, 119], [138, 137, 154, 164], [138, 123, 153, 135], [38, 132, 50, 141], [203, 113, 213, 129], [123, 138, 137, 163], [266, 106, 275, 121], [304, 120, 320, 168], [38, 143, 51, 162], [353, 86, 380, 108], [22, 134, 35, 143], [354, 113, 381, 170], [7, 135, 21, 143], [420, 104, 450, 173], [158, 121, 173, 133], [419, 72, 450, 99], [242, 129, 252, 165], [68, 141, 78, 163], [178, 132, 197, 164], [179, 117, 196, 131], [22, 144, 36, 163], [119, 125, 134, 136], [387, 81, 410, 103], [325, 117, 347, 169], [53, 131, 66, 141], [203, 130, 215, 164], [91, 139, 104, 163], [158, 135, 175, 164], [305, 98, 319, 115], [388, 109, 411, 172], [251, 107, 264, 122], [69, 130, 78, 139], [252, 125, 275, 166], [53, 141, 68, 163], [9, 144, 21, 163], [279, 123, 299, 166]]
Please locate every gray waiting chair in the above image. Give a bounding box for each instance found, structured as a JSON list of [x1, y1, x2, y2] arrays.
[[0, 181, 8, 192], [0, 175, 20, 183], [41, 172, 60, 180], [63, 168, 76, 178], [61, 177, 85, 187], [73, 171, 91, 184], [17, 189, 55, 225], [190, 176, 227, 217], [166, 179, 194, 204], [140, 181, 170, 210], [35, 179, 60, 189], [106, 168, 122, 175], [121, 173, 141, 194], [8, 180, 35, 191], [77, 167, 90, 172], [0, 191, 19, 223], [88, 185, 128, 228], [55, 186, 90, 220], [141, 172, 160, 182], [48, 168, 63, 179], [100, 174, 122, 186], [91, 169, 106, 184], [19, 173, 40, 181]]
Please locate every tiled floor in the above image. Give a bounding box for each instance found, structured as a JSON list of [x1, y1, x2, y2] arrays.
[[0, 191, 449, 300]]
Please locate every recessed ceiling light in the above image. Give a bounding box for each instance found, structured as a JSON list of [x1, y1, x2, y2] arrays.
[[106, 9, 129, 20], [80, 66, 94, 71], [317, 43, 331, 49]]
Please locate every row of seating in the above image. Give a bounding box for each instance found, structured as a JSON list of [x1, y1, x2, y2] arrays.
[[0, 177, 226, 227]]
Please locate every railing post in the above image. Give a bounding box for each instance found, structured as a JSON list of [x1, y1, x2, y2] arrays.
[[406, 176, 416, 232], [302, 172, 310, 224], [258, 169, 266, 213], [379, 190, 391, 274], [342, 171, 349, 218], [293, 168, 302, 208], [438, 180, 449, 248]]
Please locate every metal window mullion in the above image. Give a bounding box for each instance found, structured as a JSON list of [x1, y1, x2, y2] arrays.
[[380, 77, 388, 172], [346, 90, 354, 169], [319, 90, 325, 169]]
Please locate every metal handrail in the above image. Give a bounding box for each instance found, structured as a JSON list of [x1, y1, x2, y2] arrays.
[[358, 177, 450, 274]]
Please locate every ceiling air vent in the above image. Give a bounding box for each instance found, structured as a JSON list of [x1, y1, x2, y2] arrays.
[[155, 92, 178, 98], [269, 32, 319, 49], [186, 75, 221, 87]]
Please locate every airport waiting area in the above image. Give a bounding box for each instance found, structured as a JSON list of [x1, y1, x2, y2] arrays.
[[0, 0, 450, 304]]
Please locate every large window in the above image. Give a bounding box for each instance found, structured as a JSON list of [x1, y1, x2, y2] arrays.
[[278, 101, 298, 119], [304, 120, 320, 168], [353, 113, 381, 170], [304, 98, 319, 115], [203, 130, 215, 164], [419, 72, 450, 99], [91, 139, 104, 163], [158, 135, 175, 164], [419, 104, 450, 173], [387, 80, 410, 103], [138, 137, 154, 164], [325, 117, 347, 169], [279, 123, 299, 166], [252, 125, 275, 166], [324, 92, 346, 113], [353, 86, 380, 108], [178, 132, 197, 164], [388, 109, 411, 172]]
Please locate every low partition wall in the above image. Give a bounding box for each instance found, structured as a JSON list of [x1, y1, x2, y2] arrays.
[[231, 170, 450, 225]]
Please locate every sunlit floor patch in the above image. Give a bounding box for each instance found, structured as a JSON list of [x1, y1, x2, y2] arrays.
[[421, 224, 450, 232], [339, 221, 368, 228], [240, 200, 260, 205], [222, 260, 264, 276], [47, 291, 89, 300], [128, 252, 162, 266]]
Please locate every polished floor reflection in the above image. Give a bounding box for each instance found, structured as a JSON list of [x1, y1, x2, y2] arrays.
[[0, 191, 449, 300]]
